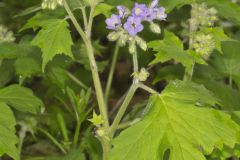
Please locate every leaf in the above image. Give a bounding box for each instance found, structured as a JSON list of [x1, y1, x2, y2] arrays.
[[67, 0, 88, 10], [110, 80, 240, 160], [14, 57, 41, 82], [20, 10, 66, 31], [199, 80, 240, 111], [0, 43, 30, 59], [94, 3, 114, 17], [148, 31, 194, 70], [31, 19, 74, 70], [0, 102, 19, 160], [211, 41, 240, 86], [0, 85, 43, 113]]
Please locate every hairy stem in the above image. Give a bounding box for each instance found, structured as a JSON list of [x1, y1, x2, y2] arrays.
[[138, 83, 159, 94], [63, 0, 109, 128], [105, 43, 120, 102], [109, 82, 138, 136]]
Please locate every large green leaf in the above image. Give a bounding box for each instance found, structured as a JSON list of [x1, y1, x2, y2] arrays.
[[94, 3, 114, 17], [0, 102, 19, 160], [148, 31, 194, 70], [110, 80, 240, 160], [0, 85, 43, 113], [31, 19, 73, 70]]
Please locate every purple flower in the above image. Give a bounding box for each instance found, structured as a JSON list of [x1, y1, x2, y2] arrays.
[[145, 8, 156, 21], [124, 16, 144, 36], [131, 3, 148, 19], [117, 5, 128, 18], [150, 0, 159, 8], [154, 7, 167, 20], [105, 14, 122, 30]]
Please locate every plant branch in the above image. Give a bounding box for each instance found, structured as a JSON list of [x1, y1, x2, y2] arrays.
[[138, 83, 159, 94], [37, 128, 67, 154], [81, 7, 88, 31], [63, 0, 109, 127], [109, 82, 138, 136], [105, 42, 120, 102]]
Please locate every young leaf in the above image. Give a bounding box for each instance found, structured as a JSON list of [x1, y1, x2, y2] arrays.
[[110, 80, 240, 160], [148, 31, 194, 70], [31, 19, 74, 70], [0, 102, 19, 160], [0, 85, 43, 113]]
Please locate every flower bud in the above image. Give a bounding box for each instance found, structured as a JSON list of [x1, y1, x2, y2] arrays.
[[107, 31, 121, 42], [150, 22, 161, 34], [135, 36, 147, 51], [133, 68, 150, 82], [118, 34, 129, 47]]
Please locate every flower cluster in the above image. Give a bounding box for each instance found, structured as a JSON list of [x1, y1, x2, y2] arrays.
[[41, 0, 63, 10], [0, 25, 15, 43], [105, 0, 167, 54], [192, 33, 215, 58], [190, 3, 218, 31]]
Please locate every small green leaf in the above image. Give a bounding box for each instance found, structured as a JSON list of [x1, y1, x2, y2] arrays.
[[148, 31, 194, 70], [31, 19, 74, 70], [0, 85, 43, 113], [94, 3, 114, 17], [110, 80, 240, 160], [0, 102, 19, 160]]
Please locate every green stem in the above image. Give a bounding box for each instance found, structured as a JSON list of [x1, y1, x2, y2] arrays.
[[63, 0, 109, 128], [73, 120, 81, 147], [138, 83, 158, 94], [133, 52, 139, 72], [183, 62, 195, 81], [38, 128, 66, 154], [87, 4, 95, 38], [109, 83, 138, 136], [18, 127, 26, 157], [105, 43, 120, 102], [81, 7, 88, 31], [66, 71, 91, 91], [117, 118, 140, 130]]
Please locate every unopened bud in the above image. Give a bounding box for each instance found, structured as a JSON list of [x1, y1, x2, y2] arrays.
[[129, 42, 137, 54], [135, 36, 147, 51], [107, 32, 120, 42], [150, 22, 161, 34]]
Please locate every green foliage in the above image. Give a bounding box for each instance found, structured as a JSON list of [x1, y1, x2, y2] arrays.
[[0, 85, 43, 113], [110, 80, 240, 160], [31, 19, 73, 70], [148, 31, 195, 70], [94, 3, 114, 17], [212, 41, 240, 87], [0, 102, 19, 160]]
